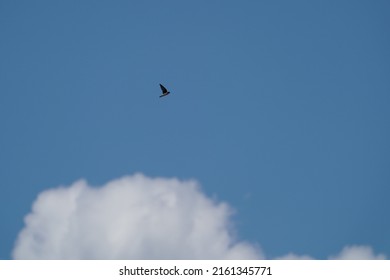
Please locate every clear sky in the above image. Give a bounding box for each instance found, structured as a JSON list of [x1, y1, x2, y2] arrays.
[[0, 0, 389, 259]]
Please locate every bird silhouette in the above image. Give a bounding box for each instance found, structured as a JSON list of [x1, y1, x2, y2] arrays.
[[159, 84, 170, 98]]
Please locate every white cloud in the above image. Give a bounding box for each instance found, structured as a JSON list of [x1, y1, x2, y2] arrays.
[[275, 253, 314, 260], [329, 245, 386, 260], [13, 173, 262, 259], [12, 173, 387, 260], [276, 245, 386, 260]]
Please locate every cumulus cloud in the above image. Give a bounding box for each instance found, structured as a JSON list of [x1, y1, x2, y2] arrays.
[[276, 245, 386, 260], [13, 173, 262, 259], [329, 245, 386, 260], [275, 253, 314, 260], [13, 173, 386, 260]]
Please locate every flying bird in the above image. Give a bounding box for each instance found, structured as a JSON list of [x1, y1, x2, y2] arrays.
[[159, 84, 170, 98]]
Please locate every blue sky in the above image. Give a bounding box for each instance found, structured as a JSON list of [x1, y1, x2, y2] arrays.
[[1, 0, 389, 259]]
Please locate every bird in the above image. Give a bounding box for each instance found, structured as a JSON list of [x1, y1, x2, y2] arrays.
[[159, 84, 170, 98]]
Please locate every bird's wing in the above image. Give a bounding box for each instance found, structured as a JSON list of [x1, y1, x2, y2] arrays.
[[159, 84, 168, 93]]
